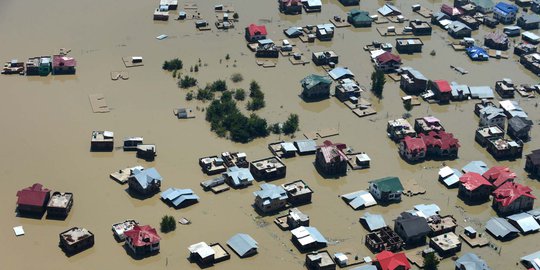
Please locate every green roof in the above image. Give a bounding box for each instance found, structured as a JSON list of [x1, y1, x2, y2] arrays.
[[370, 176, 403, 192], [301, 74, 332, 89], [349, 9, 372, 22], [471, 0, 494, 9]]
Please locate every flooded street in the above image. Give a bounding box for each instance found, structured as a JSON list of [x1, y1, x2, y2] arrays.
[[1, 0, 540, 269]]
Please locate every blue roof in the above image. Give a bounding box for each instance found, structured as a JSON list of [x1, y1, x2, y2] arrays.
[[360, 212, 386, 231], [227, 233, 258, 257], [306, 227, 328, 243], [469, 86, 494, 99], [253, 183, 287, 201], [160, 187, 199, 207], [485, 217, 519, 238], [414, 204, 440, 217], [521, 251, 540, 270], [328, 67, 355, 80], [226, 166, 254, 187], [455, 253, 492, 270], [507, 213, 540, 233], [133, 168, 162, 189], [462, 161, 489, 174], [466, 46, 489, 61], [495, 2, 518, 15]]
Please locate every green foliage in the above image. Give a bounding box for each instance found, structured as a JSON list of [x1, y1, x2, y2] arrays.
[[172, 69, 178, 78], [160, 215, 176, 233], [270, 123, 282, 134], [205, 94, 269, 143], [234, 88, 246, 100], [423, 253, 439, 270], [194, 65, 199, 72], [196, 88, 214, 101], [178, 75, 198, 89], [282, 114, 299, 135], [233, 13, 239, 19], [162, 58, 183, 71], [371, 70, 386, 99], [186, 92, 194, 101], [247, 80, 265, 111], [225, 54, 230, 60], [209, 79, 227, 92], [230, 73, 243, 83]]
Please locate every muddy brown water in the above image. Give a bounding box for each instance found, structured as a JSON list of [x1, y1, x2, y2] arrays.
[[1, 0, 540, 269]]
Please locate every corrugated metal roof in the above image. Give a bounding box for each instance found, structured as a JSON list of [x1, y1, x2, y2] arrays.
[[294, 139, 317, 153], [414, 204, 441, 218], [133, 168, 162, 189], [360, 212, 386, 231], [328, 67, 355, 80], [455, 252, 492, 270], [227, 233, 258, 257], [521, 250, 540, 270], [485, 217, 519, 238], [507, 212, 540, 233], [462, 161, 489, 174]]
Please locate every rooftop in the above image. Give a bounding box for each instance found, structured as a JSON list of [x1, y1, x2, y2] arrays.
[[60, 227, 93, 245], [48, 192, 73, 208]]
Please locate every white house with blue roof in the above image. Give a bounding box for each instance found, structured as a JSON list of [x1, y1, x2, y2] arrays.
[[494, 2, 518, 24], [253, 183, 288, 213], [128, 168, 162, 196]]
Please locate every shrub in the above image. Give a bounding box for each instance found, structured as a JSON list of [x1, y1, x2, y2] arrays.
[[282, 114, 299, 135], [178, 75, 198, 88], [196, 88, 214, 101], [234, 88, 246, 100], [162, 58, 183, 71], [230, 73, 243, 83], [160, 215, 176, 233]]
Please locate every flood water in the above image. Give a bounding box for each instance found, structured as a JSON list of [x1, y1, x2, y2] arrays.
[[1, 0, 540, 269]]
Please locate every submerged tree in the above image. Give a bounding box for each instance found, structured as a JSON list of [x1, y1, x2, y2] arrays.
[[160, 215, 176, 233], [423, 253, 439, 270], [371, 70, 386, 99], [162, 58, 183, 71], [282, 114, 299, 135]]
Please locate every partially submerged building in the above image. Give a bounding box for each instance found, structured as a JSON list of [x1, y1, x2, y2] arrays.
[[250, 157, 286, 180], [484, 31, 509, 50], [431, 80, 452, 103], [306, 250, 336, 270], [360, 212, 387, 232], [301, 74, 332, 99], [225, 166, 255, 188], [282, 180, 313, 205], [253, 183, 288, 213], [374, 250, 411, 270], [374, 52, 402, 72], [124, 225, 160, 257], [409, 20, 432, 35], [369, 177, 404, 203], [507, 212, 540, 233], [245, 24, 267, 42], [525, 149, 540, 177], [399, 67, 428, 94], [399, 136, 426, 162], [312, 51, 338, 66], [90, 131, 114, 151], [492, 182, 535, 216], [448, 21, 472, 38], [455, 252, 492, 270], [493, 2, 518, 24], [291, 226, 328, 251], [365, 226, 404, 252], [227, 233, 258, 258], [160, 188, 199, 208], [59, 227, 94, 254], [395, 38, 423, 54], [52, 55, 76, 75], [429, 232, 461, 257], [315, 140, 348, 176], [16, 183, 50, 215], [508, 116, 533, 141], [188, 242, 230, 265], [341, 190, 377, 209], [387, 118, 416, 141], [47, 192, 73, 217], [348, 9, 372, 27], [128, 168, 162, 196], [394, 212, 431, 247], [482, 166, 516, 188], [458, 172, 493, 203], [485, 217, 519, 240]]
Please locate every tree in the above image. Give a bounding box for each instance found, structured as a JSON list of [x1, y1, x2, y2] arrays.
[[282, 114, 299, 135], [423, 253, 439, 270], [225, 53, 230, 60], [160, 215, 176, 233], [249, 80, 261, 96], [194, 65, 199, 72], [247, 98, 265, 111], [371, 70, 386, 99], [234, 88, 246, 100], [270, 123, 282, 134], [196, 88, 214, 101], [178, 75, 197, 88], [233, 13, 239, 20], [185, 92, 194, 101], [209, 79, 227, 92], [162, 58, 183, 71], [230, 73, 243, 83]]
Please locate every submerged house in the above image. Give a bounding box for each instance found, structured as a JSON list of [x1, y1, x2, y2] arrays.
[[225, 166, 255, 188], [369, 177, 404, 203], [395, 38, 423, 53], [484, 31, 509, 50], [160, 188, 199, 208], [348, 9, 372, 27], [378, 3, 402, 17], [517, 13, 540, 30], [282, 180, 313, 205], [455, 252, 491, 270], [227, 233, 258, 258], [394, 212, 431, 247], [59, 227, 94, 254], [485, 217, 519, 240], [374, 250, 411, 270], [291, 226, 328, 251], [280, 0, 302, 14], [492, 182, 535, 215], [467, 46, 489, 61], [253, 183, 288, 213], [478, 105, 506, 128], [493, 2, 518, 24], [124, 225, 160, 257], [387, 118, 416, 141], [16, 183, 50, 214], [339, 0, 359, 6], [525, 149, 540, 177], [486, 137, 523, 160], [472, 0, 495, 13], [47, 192, 74, 217], [448, 21, 472, 38], [52, 55, 76, 75], [458, 172, 493, 203], [420, 131, 460, 159], [374, 52, 402, 72], [250, 157, 286, 180], [409, 20, 432, 35], [128, 168, 162, 196], [306, 250, 336, 270], [315, 140, 348, 176], [365, 226, 404, 252], [431, 80, 452, 103], [301, 74, 332, 99], [399, 136, 426, 162], [90, 130, 114, 151], [482, 166, 516, 189], [245, 24, 267, 42], [508, 116, 533, 141], [414, 116, 444, 134], [400, 67, 428, 94], [312, 51, 339, 66], [188, 242, 230, 265]]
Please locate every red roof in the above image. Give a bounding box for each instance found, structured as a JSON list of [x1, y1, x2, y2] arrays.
[[124, 225, 161, 247], [403, 136, 427, 153], [433, 80, 452, 93], [441, 4, 463, 16], [281, 0, 301, 6], [318, 140, 347, 163], [247, 24, 268, 37], [376, 52, 401, 64], [16, 183, 50, 207], [482, 166, 516, 187], [52, 55, 76, 68], [420, 131, 460, 150], [493, 182, 535, 207], [459, 172, 493, 191], [376, 250, 411, 270]]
